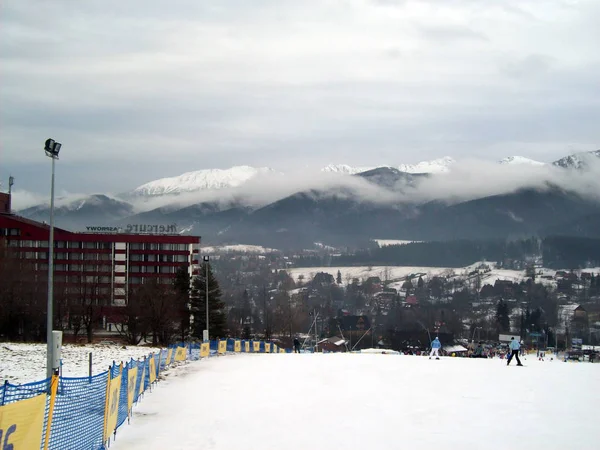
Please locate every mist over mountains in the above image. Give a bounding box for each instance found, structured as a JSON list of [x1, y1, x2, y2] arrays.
[[13, 150, 600, 248]]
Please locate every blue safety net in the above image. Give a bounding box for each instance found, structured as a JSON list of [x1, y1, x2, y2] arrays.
[[48, 371, 108, 450]]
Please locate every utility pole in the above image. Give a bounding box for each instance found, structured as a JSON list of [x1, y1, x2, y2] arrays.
[[203, 255, 209, 341]]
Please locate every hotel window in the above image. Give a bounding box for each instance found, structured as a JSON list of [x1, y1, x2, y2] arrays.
[[160, 266, 172, 274], [24, 252, 36, 259], [98, 242, 112, 249], [176, 255, 188, 263], [38, 241, 49, 248], [129, 277, 141, 284], [130, 266, 140, 273], [39, 263, 49, 271], [21, 240, 34, 248], [148, 243, 159, 251], [84, 253, 98, 260], [130, 243, 144, 250], [69, 242, 82, 249], [69, 253, 82, 260], [55, 252, 67, 260], [55, 264, 67, 271], [99, 276, 111, 283], [99, 253, 111, 261], [70, 264, 82, 271], [85, 276, 97, 283], [130, 254, 143, 262], [38, 252, 48, 259], [9, 229, 20, 236], [8, 240, 19, 247], [56, 241, 66, 248], [83, 242, 97, 249], [146, 254, 156, 262], [160, 243, 173, 251]]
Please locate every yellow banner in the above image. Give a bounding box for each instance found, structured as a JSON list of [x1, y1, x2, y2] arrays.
[[175, 347, 187, 362], [265, 343, 271, 353], [149, 356, 157, 384], [0, 393, 46, 450], [127, 367, 138, 415], [218, 340, 227, 355], [165, 348, 173, 366], [138, 365, 146, 397], [200, 343, 210, 358], [244, 341, 250, 353], [234, 340, 241, 352], [253, 341, 260, 352], [273, 344, 278, 353], [279, 348, 285, 353], [104, 374, 122, 441]]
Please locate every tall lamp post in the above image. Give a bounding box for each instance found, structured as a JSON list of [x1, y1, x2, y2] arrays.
[[45, 138, 62, 378], [203, 255, 210, 341]]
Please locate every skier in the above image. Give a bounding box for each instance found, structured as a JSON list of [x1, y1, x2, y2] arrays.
[[293, 337, 301, 354], [429, 336, 442, 359], [506, 337, 523, 366]]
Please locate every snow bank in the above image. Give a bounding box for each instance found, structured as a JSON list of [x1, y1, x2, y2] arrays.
[[0, 343, 162, 384]]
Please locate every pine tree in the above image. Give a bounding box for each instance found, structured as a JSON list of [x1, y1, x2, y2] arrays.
[[191, 262, 227, 340], [336, 270, 342, 285], [173, 265, 192, 342], [496, 300, 510, 332]]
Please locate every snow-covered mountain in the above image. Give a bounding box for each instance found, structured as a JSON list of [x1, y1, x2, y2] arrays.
[[321, 164, 377, 175], [322, 157, 456, 176], [397, 156, 455, 174], [552, 150, 600, 170], [130, 165, 274, 197], [498, 156, 545, 166]]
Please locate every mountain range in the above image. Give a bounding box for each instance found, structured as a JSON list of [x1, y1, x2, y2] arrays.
[[17, 150, 600, 249]]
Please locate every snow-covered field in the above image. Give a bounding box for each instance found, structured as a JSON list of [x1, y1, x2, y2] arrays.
[[0, 343, 162, 384], [287, 263, 600, 290], [201, 244, 276, 254], [112, 353, 599, 450]]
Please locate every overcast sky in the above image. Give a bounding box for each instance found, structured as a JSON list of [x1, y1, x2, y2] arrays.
[[1, 0, 599, 197]]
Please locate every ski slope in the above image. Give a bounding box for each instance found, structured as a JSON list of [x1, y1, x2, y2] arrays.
[[112, 353, 599, 450]]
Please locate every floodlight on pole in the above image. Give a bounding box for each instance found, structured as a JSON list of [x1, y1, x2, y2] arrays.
[[203, 255, 210, 342], [45, 138, 61, 379], [8, 176, 14, 213]]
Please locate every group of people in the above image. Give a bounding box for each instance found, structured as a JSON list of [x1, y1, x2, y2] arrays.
[[428, 336, 523, 365]]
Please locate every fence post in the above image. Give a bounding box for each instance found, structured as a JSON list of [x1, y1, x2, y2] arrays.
[[43, 374, 59, 450], [1, 379, 7, 406], [89, 352, 93, 383], [102, 366, 111, 446]]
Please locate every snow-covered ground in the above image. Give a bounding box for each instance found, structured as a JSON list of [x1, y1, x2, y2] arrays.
[[0, 343, 162, 384], [373, 239, 422, 247], [201, 244, 277, 254], [112, 353, 600, 450]]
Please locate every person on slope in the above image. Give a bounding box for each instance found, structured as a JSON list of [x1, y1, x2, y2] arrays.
[[429, 336, 442, 359], [293, 337, 301, 354], [506, 337, 523, 366]]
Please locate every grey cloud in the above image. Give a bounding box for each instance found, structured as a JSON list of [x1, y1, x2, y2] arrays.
[[1, 0, 599, 196]]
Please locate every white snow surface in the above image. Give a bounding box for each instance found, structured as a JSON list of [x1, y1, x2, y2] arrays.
[[288, 263, 489, 284], [131, 165, 273, 196], [201, 244, 277, 254], [498, 156, 546, 166], [0, 343, 162, 384], [111, 353, 600, 450], [373, 239, 421, 247]]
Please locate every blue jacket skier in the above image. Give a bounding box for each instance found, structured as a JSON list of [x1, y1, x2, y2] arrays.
[[429, 337, 442, 359], [507, 337, 523, 366]]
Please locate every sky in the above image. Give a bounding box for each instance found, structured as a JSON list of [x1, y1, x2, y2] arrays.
[[1, 0, 599, 198]]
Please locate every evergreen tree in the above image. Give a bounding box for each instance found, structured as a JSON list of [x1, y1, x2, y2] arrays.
[[496, 300, 510, 332], [191, 262, 227, 340], [173, 265, 192, 342], [336, 270, 343, 285]]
